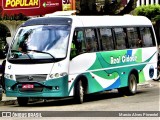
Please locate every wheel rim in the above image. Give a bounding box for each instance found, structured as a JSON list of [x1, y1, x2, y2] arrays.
[[79, 81, 84, 102], [130, 75, 136, 92]]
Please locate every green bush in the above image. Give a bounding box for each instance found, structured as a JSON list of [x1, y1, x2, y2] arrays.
[[134, 4, 160, 21]]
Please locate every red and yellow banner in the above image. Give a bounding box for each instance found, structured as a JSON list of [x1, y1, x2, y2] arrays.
[[62, 0, 71, 11], [3, 0, 40, 9], [0, 0, 75, 16]]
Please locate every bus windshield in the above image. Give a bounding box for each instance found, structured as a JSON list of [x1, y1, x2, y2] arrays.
[[8, 25, 71, 61]]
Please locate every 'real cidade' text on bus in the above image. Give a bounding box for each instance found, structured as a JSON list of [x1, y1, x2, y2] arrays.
[[2, 14, 158, 106]]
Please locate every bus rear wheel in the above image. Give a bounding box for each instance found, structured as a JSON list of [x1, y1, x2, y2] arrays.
[[17, 97, 29, 106], [74, 80, 84, 104], [118, 73, 137, 95]]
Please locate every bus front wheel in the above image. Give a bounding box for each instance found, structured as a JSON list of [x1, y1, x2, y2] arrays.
[[118, 74, 137, 95], [74, 80, 84, 104], [17, 97, 29, 106]]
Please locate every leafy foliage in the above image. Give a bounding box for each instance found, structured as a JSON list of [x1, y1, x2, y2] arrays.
[[103, 0, 122, 15], [119, 0, 138, 15], [0, 6, 29, 20], [0, 24, 8, 50], [0, 13, 29, 20], [134, 5, 160, 44], [0, 24, 9, 38], [134, 4, 160, 21], [153, 15, 160, 21], [79, 0, 138, 15]]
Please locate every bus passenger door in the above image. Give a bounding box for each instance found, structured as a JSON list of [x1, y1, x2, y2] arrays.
[[69, 28, 102, 93], [69, 28, 94, 74]]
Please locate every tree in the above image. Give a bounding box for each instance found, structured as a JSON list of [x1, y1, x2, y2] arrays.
[[0, 6, 2, 20], [0, 24, 9, 38], [103, 0, 121, 15], [0, 6, 29, 20], [134, 4, 160, 20], [79, 0, 138, 15], [80, 0, 96, 15], [0, 23, 9, 50], [118, 0, 138, 15], [134, 4, 160, 44]]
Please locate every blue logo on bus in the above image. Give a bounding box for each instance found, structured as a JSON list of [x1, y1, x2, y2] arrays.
[[149, 66, 154, 78]]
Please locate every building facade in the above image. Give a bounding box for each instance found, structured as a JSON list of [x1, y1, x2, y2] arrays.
[[123, 0, 160, 6]]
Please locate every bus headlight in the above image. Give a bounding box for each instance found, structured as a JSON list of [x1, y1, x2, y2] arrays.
[[60, 72, 67, 77], [49, 73, 60, 78], [49, 74, 54, 79], [55, 73, 59, 78], [4, 74, 13, 79], [49, 72, 68, 79]]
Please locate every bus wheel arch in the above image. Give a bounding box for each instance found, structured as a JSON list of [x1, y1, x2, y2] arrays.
[[127, 70, 138, 95], [118, 69, 138, 95], [74, 75, 88, 104], [129, 69, 139, 84]]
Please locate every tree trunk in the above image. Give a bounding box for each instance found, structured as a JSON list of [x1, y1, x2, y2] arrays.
[[118, 0, 138, 15], [155, 20, 160, 45], [80, 0, 96, 15]]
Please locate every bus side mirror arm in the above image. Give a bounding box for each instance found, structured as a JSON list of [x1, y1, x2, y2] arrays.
[[70, 49, 77, 60], [70, 54, 76, 60]]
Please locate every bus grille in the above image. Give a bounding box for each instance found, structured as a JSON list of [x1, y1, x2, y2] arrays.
[[16, 74, 47, 82]]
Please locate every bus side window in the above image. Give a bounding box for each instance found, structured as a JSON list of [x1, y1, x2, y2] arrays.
[[99, 28, 114, 51], [85, 28, 98, 52], [77, 31, 86, 53], [114, 28, 127, 50], [140, 27, 154, 47], [126, 27, 139, 48], [70, 30, 85, 59]]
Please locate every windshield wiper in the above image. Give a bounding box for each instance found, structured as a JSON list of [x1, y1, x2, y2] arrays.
[[11, 50, 21, 52], [27, 49, 56, 60]]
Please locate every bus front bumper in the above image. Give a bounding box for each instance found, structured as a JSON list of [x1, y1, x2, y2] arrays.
[[5, 76, 69, 98]]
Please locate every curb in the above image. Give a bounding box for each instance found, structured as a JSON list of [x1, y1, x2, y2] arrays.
[[0, 100, 17, 106], [0, 93, 17, 106], [137, 80, 159, 90]]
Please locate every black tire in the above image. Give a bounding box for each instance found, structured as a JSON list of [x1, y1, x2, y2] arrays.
[[74, 80, 84, 104], [17, 97, 29, 106], [0, 85, 2, 101], [118, 74, 137, 95], [0, 75, 5, 91], [0, 60, 6, 91], [0, 95, 2, 101], [153, 70, 160, 81], [153, 78, 160, 81]]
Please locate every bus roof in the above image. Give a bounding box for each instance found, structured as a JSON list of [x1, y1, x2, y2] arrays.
[[45, 10, 77, 16], [23, 15, 153, 27], [71, 15, 152, 27]]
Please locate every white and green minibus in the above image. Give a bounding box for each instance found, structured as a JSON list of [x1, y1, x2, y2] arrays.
[[3, 15, 158, 106]]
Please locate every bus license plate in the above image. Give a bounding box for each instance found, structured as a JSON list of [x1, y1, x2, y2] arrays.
[[22, 84, 34, 89]]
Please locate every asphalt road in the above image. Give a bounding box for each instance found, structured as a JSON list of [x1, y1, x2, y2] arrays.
[[0, 80, 159, 120]]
